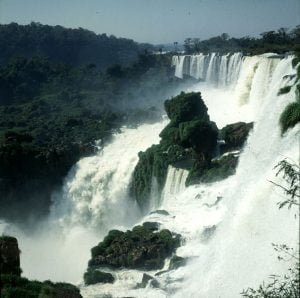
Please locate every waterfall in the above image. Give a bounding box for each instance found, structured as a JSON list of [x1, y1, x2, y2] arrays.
[[172, 55, 187, 79], [161, 165, 189, 203], [172, 52, 243, 87], [51, 120, 168, 231], [170, 56, 299, 298], [1, 53, 298, 297], [81, 55, 298, 297], [0, 120, 167, 283]]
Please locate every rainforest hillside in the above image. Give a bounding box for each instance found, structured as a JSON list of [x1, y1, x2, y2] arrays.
[[0, 23, 193, 224], [0, 22, 154, 69]]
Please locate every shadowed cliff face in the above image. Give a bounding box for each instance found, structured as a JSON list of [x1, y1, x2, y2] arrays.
[[0, 236, 82, 298], [0, 236, 21, 276]]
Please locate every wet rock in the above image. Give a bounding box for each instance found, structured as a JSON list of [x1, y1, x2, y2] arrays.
[[150, 209, 169, 216], [0, 236, 82, 297], [88, 226, 181, 271], [142, 221, 160, 231], [186, 153, 238, 186], [0, 236, 21, 276], [155, 270, 169, 276], [200, 225, 217, 242], [136, 273, 160, 288], [169, 255, 186, 270], [84, 268, 114, 285], [220, 122, 253, 153]]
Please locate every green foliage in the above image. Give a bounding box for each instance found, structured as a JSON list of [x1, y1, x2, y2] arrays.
[[241, 245, 299, 298], [164, 92, 209, 125], [241, 160, 300, 297], [182, 25, 300, 55], [131, 92, 218, 210], [179, 120, 218, 154], [220, 122, 253, 153], [0, 274, 81, 298], [279, 48, 300, 135], [130, 144, 170, 210], [0, 52, 189, 222], [270, 159, 300, 209], [0, 235, 17, 241], [186, 154, 238, 186], [87, 226, 181, 271], [0, 22, 153, 69], [201, 154, 238, 183], [279, 101, 300, 134]]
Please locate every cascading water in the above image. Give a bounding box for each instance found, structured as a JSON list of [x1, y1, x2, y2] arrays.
[[0, 120, 167, 283], [1, 53, 298, 298], [161, 166, 189, 203], [172, 52, 243, 87], [51, 121, 168, 231], [81, 54, 298, 297]]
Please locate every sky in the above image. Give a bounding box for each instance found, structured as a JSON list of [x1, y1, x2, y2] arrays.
[[0, 0, 299, 44]]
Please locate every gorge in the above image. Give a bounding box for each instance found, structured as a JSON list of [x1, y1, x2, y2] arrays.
[[1, 51, 299, 298]]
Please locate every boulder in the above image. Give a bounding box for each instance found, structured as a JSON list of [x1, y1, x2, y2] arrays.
[[88, 226, 181, 271], [168, 255, 186, 270], [186, 153, 239, 186], [220, 122, 253, 153], [136, 273, 160, 288], [84, 268, 114, 285]]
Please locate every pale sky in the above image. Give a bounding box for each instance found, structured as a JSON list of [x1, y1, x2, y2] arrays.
[[0, 0, 299, 44]]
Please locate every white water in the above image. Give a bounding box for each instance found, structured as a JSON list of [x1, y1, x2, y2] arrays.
[[161, 165, 189, 203], [81, 54, 299, 297], [0, 121, 167, 283], [172, 52, 243, 87], [1, 54, 299, 297]]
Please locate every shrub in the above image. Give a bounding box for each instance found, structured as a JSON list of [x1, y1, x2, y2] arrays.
[[279, 101, 300, 133], [164, 92, 209, 125]]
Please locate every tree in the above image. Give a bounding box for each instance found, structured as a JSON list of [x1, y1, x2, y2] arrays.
[[270, 159, 300, 209], [241, 159, 300, 297], [221, 33, 229, 41], [173, 41, 178, 52]]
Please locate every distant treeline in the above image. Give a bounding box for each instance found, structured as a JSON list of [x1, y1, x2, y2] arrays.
[[0, 22, 154, 69], [182, 25, 300, 54]]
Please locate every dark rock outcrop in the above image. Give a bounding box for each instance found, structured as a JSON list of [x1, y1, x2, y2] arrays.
[[87, 225, 181, 271], [0, 236, 82, 298], [136, 273, 160, 288], [186, 153, 239, 185], [84, 268, 114, 285], [220, 122, 253, 153], [131, 92, 218, 211], [0, 236, 21, 276], [168, 255, 186, 270], [131, 93, 254, 207], [142, 221, 160, 231]]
